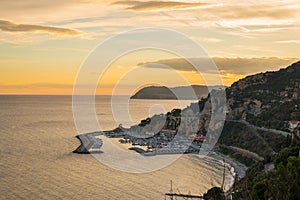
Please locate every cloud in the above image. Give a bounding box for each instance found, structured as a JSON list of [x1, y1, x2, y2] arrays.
[[179, 2, 300, 32], [138, 57, 300, 86], [191, 36, 223, 43], [276, 40, 300, 45], [0, 83, 73, 89], [213, 57, 299, 75], [114, 1, 209, 11], [210, 4, 297, 20], [0, 19, 81, 36], [139, 57, 300, 75]]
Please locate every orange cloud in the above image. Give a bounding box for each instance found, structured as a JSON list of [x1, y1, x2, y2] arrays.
[[138, 57, 300, 86], [139, 57, 299, 75], [0, 19, 81, 36], [114, 1, 209, 11]]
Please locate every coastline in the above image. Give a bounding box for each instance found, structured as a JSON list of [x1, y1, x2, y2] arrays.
[[205, 152, 247, 192], [73, 130, 247, 193], [207, 152, 247, 180]]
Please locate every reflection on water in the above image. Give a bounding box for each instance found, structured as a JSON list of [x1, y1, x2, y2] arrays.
[[0, 95, 230, 199]]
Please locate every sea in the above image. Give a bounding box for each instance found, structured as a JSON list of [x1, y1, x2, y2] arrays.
[[0, 95, 232, 199]]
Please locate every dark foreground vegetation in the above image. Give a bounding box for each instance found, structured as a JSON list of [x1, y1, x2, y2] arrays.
[[203, 144, 300, 200]]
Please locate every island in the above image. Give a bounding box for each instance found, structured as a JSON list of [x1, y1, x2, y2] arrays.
[[130, 85, 222, 100]]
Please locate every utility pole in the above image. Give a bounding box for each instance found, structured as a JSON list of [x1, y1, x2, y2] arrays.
[[221, 159, 226, 192], [170, 180, 173, 200]]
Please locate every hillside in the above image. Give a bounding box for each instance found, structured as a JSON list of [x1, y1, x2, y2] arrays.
[[226, 61, 300, 129], [128, 61, 300, 200], [130, 85, 221, 100], [190, 61, 300, 160], [200, 61, 300, 199]]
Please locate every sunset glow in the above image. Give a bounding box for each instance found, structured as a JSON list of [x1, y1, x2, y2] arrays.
[[1, 0, 300, 94]]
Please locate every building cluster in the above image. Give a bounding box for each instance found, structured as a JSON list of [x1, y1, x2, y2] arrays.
[[118, 108, 208, 152]]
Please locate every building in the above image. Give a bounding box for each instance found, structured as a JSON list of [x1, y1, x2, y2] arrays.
[[289, 120, 300, 131]]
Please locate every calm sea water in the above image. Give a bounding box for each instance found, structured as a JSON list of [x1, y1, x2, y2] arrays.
[[0, 95, 230, 199]]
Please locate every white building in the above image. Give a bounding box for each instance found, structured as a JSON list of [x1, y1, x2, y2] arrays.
[[289, 120, 300, 131]]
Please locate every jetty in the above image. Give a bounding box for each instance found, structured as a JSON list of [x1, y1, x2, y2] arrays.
[[73, 132, 103, 154], [73, 127, 126, 154]]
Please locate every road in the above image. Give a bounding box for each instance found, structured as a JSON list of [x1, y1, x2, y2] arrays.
[[227, 120, 291, 137]]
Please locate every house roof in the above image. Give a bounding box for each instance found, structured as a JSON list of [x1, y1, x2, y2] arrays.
[[290, 120, 300, 125]]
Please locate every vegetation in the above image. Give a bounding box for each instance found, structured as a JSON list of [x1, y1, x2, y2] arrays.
[[203, 145, 300, 200], [203, 187, 225, 200], [227, 61, 300, 130], [257, 130, 291, 152], [218, 121, 289, 160], [232, 146, 300, 200], [219, 146, 256, 167], [204, 62, 300, 199], [138, 117, 151, 127]]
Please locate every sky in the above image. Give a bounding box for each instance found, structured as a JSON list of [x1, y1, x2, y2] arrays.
[[0, 0, 300, 94]]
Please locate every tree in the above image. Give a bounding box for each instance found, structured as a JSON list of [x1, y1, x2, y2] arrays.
[[203, 187, 225, 200]]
